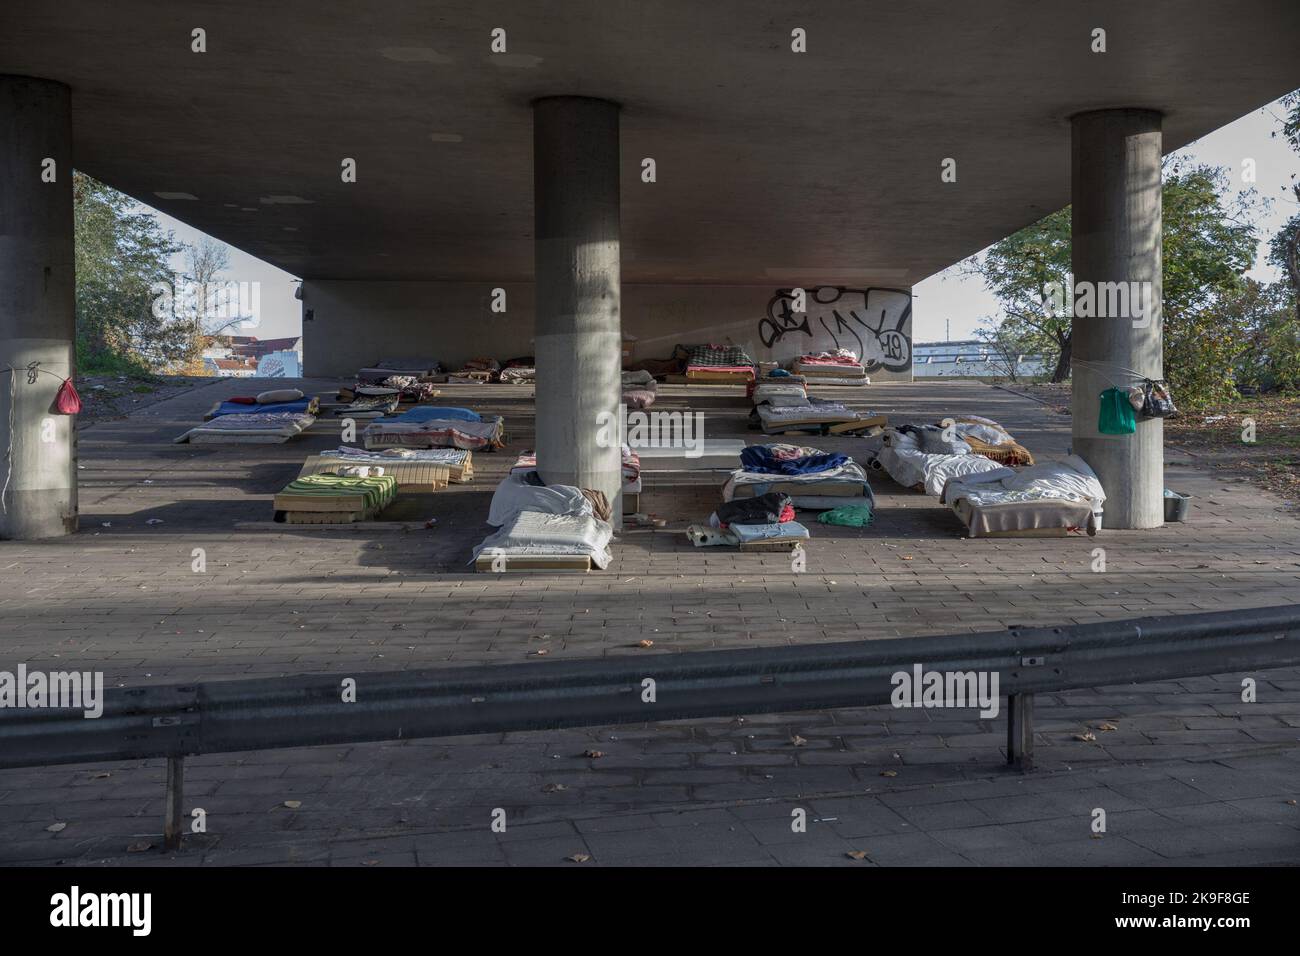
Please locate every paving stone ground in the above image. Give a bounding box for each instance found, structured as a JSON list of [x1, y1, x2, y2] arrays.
[[1, 378, 1297, 866]]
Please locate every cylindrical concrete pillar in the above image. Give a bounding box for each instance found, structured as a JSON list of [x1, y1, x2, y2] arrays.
[[532, 96, 622, 515], [0, 75, 77, 539], [1070, 108, 1163, 530]]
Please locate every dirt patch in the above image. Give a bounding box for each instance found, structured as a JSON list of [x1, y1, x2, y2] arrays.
[[1002, 383, 1300, 507], [76, 374, 213, 427]]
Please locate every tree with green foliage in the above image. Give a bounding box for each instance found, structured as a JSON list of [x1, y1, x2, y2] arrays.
[[73, 172, 191, 374], [967, 208, 1072, 382], [967, 162, 1262, 406]]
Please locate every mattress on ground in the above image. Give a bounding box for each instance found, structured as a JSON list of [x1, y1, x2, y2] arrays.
[[754, 400, 885, 433], [358, 359, 441, 381], [274, 474, 397, 515], [327, 446, 472, 481], [684, 344, 755, 368], [949, 496, 1094, 538], [499, 366, 536, 384], [333, 396, 399, 418], [175, 412, 316, 444], [801, 374, 870, 386], [473, 510, 614, 569], [752, 382, 809, 407], [723, 461, 874, 506], [686, 365, 755, 383], [299, 456, 450, 492], [942, 456, 1104, 537], [361, 416, 504, 451], [207, 397, 317, 419]]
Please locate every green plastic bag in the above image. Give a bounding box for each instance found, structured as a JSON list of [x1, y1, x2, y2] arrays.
[[816, 503, 874, 527], [1098, 388, 1136, 435]]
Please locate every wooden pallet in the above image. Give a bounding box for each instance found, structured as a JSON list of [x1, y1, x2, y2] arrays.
[[281, 509, 372, 524], [738, 539, 806, 553], [828, 414, 888, 435], [473, 554, 592, 572]]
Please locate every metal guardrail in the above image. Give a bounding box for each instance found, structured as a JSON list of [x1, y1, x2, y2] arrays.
[[2, 604, 1298, 848]]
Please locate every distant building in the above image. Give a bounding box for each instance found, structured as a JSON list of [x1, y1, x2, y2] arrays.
[[912, 340, 1051, 379], [201, 335, 302, 377]]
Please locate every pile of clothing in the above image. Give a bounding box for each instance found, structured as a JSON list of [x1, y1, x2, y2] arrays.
[[333, 385, 400, 418], [686, 491, 809, 551], [473, 469, 615, 570], [869, 416, 1031, 496], [942, 455, 1105, 538], [361, 405, 505, 451], [791, 349, 870, 386], [621, 369, 658, 409], [722, 442, 875, 511]]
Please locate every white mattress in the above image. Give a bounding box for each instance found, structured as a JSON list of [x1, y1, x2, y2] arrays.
[[473, 511, 614, 569]]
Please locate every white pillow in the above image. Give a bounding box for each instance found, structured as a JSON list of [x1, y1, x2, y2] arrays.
[[256, 388, 304, 404]]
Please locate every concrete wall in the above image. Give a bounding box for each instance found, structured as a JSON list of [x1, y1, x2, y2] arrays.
[[301, 281, 913, 380]]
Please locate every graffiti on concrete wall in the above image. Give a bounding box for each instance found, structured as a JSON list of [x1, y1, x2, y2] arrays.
[[757, 286, 912, 372]]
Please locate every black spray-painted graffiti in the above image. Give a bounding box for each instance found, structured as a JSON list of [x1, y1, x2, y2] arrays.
[[757, 286, 912, 372]]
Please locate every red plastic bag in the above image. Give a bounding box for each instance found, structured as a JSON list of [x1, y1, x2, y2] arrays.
[[55, 377, 81, 414]]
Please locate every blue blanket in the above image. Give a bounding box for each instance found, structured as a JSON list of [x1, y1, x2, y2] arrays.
[[212, 399, 311, 417], [740, 445, 849, 476], [390, 406, 481, 423]]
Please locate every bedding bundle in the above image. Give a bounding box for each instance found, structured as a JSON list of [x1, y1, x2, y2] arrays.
[[474, 471, 615, 570], [869, 416, 1032, 496]]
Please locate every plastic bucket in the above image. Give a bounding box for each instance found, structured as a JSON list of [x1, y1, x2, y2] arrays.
[[1163, 491, 1191, 522]]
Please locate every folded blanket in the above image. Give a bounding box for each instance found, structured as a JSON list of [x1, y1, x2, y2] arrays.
[[378, 406, 481, 424], [277, 474, 396, 511], [729, 521, 809, 543], [212, 399, 312, 418]]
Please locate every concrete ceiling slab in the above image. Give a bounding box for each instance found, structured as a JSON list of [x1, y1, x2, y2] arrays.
[[3, 1, 1297, 286]]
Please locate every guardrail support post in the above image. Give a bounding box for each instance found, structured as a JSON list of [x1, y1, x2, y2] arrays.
[[163, 756, 185, 851], [1007, 693, 1034, 772]]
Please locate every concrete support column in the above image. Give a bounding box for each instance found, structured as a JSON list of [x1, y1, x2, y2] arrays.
[[1070, 109, 1163, 530], [532, 96, 622, 515], [0, 76, 77, 539]]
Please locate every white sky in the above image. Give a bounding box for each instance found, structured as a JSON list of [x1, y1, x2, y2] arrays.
[[143, 95, 1298, 344]]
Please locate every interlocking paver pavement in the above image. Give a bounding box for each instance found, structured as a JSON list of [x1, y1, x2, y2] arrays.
[[1, 378, 1298, 865]]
